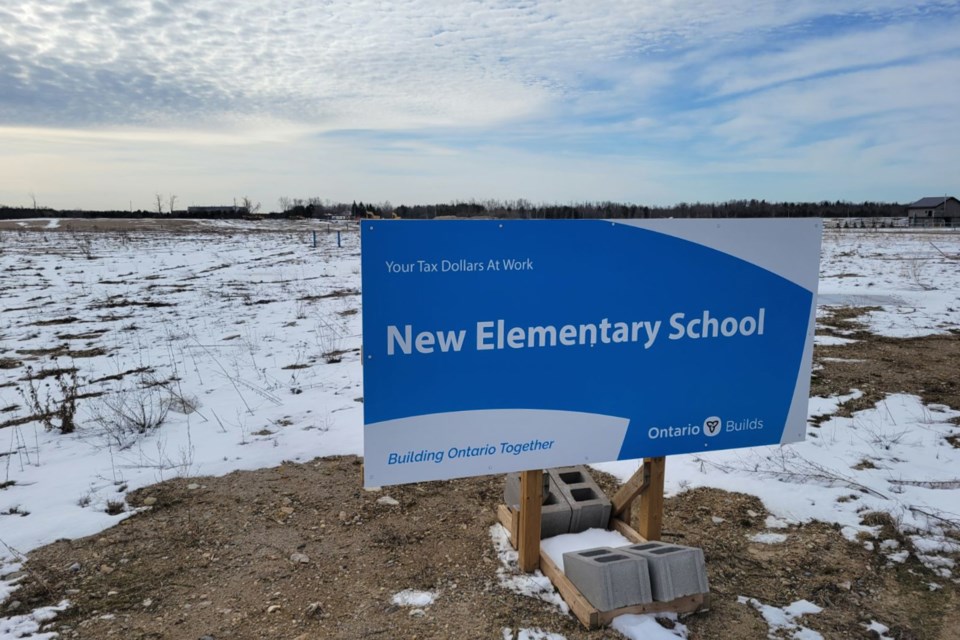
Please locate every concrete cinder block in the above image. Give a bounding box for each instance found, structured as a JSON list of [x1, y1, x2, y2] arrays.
[[503, 473, 571, 539], [562, 546, 653, 611], [503, 471, 551, 508], [539, 477, 573, 539], [549, 466, 612, 533], [620, 541, 709, 601]]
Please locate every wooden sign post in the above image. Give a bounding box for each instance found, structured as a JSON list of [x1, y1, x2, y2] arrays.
[[517, 469, 543, 572], [637, 457, 666, 540]]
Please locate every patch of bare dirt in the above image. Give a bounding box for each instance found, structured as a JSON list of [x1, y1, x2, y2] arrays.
[[31, 316, 81, 327], [9, 460, 956, 640], [10, 460, 626, 640], [812, 307, 960, 414], [90, 297, 174, 310], [55, 330, 110, 341], [19, 366, 79, 382], [298, 288, 360, 302], [17, 346, 108, 359]]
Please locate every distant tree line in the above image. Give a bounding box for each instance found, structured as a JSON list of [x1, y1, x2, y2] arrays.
[[0, 207, 257, 221], [392, 199, 908, 220], [0, 198, 909, 221]]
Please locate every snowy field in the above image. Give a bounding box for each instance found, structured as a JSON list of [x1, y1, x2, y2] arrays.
[[2, 222, 959, 639]]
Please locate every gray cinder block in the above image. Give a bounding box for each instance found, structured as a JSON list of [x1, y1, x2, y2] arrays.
[[503, 471, 551, 508], [562, 546, 653, 611], [549, 466, 612, 533], [503, 472, 571, 539], [538, 480, 573, 539], [620, 541, 709, 601]]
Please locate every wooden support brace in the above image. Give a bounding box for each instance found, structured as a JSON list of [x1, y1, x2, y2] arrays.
[[609, 515, 647, 544], [538, 545, 600, 628], [497, 504, 519, 542], [610, 460, 651, 518]]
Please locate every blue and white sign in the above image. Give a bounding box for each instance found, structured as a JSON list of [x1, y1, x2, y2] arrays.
[[361, 219, 821, 486]]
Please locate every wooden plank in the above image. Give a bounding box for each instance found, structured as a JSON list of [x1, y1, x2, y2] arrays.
[[497, 504, 513, 537], [499, 502, 599, 628], [595, 592, 709, 626], [538, 546, 599, 629], [610, 460, 649, 518], [610, 517, 648, 544], [518, 469, 543, 572], [637, 457, 666, 541], [497, 504, 519, 544]]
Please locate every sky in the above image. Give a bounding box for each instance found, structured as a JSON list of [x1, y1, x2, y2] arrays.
[[1, 0, 958, 212]]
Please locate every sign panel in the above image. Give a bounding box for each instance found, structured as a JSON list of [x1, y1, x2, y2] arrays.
[[361, 219, 821, 486]]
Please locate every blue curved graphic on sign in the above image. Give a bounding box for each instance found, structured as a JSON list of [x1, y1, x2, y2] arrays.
[[361, 219, 818, 483]]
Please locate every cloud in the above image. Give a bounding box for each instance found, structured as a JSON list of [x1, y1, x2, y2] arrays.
[[1, 0, 947, 130], [697, 21, 960, 98], [0, 0, 958, 209]]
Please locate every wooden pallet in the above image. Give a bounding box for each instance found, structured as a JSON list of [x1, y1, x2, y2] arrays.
[[498, 459, 709, 629]]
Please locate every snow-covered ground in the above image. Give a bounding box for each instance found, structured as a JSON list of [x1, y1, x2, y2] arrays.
[[2, 223, 959, 639], [816, 227, 960, 336]]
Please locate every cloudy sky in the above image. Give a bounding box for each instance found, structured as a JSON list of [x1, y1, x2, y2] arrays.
[[1, 1, 958, 211]]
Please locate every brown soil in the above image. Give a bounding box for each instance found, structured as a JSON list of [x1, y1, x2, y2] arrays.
[[811, 307, 960, 415], [5, 307, 960, 640]]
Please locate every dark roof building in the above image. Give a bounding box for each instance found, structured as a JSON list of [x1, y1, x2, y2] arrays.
[[907, 196, 960, 227]]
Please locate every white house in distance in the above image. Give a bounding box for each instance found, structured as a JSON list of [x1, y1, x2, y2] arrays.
[[907, 196, 960, 227]]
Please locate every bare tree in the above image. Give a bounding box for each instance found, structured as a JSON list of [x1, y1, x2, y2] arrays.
[[278, 196, 292, 212], [154, 193, 164, 215], [240, 196, 261, 214], [168, 194, 178, 215]]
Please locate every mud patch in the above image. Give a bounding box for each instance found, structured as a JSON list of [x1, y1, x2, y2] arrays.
[[55, 330, 109, 340], [17, 346, 108, 359], [298, 288, 359, 301], [31, 316, 81, 326]]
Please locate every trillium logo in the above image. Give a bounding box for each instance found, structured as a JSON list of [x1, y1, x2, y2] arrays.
[[703, 416, 722, 437]]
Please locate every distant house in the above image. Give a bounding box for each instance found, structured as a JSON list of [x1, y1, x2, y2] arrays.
[[907, 196, 960, 227]]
